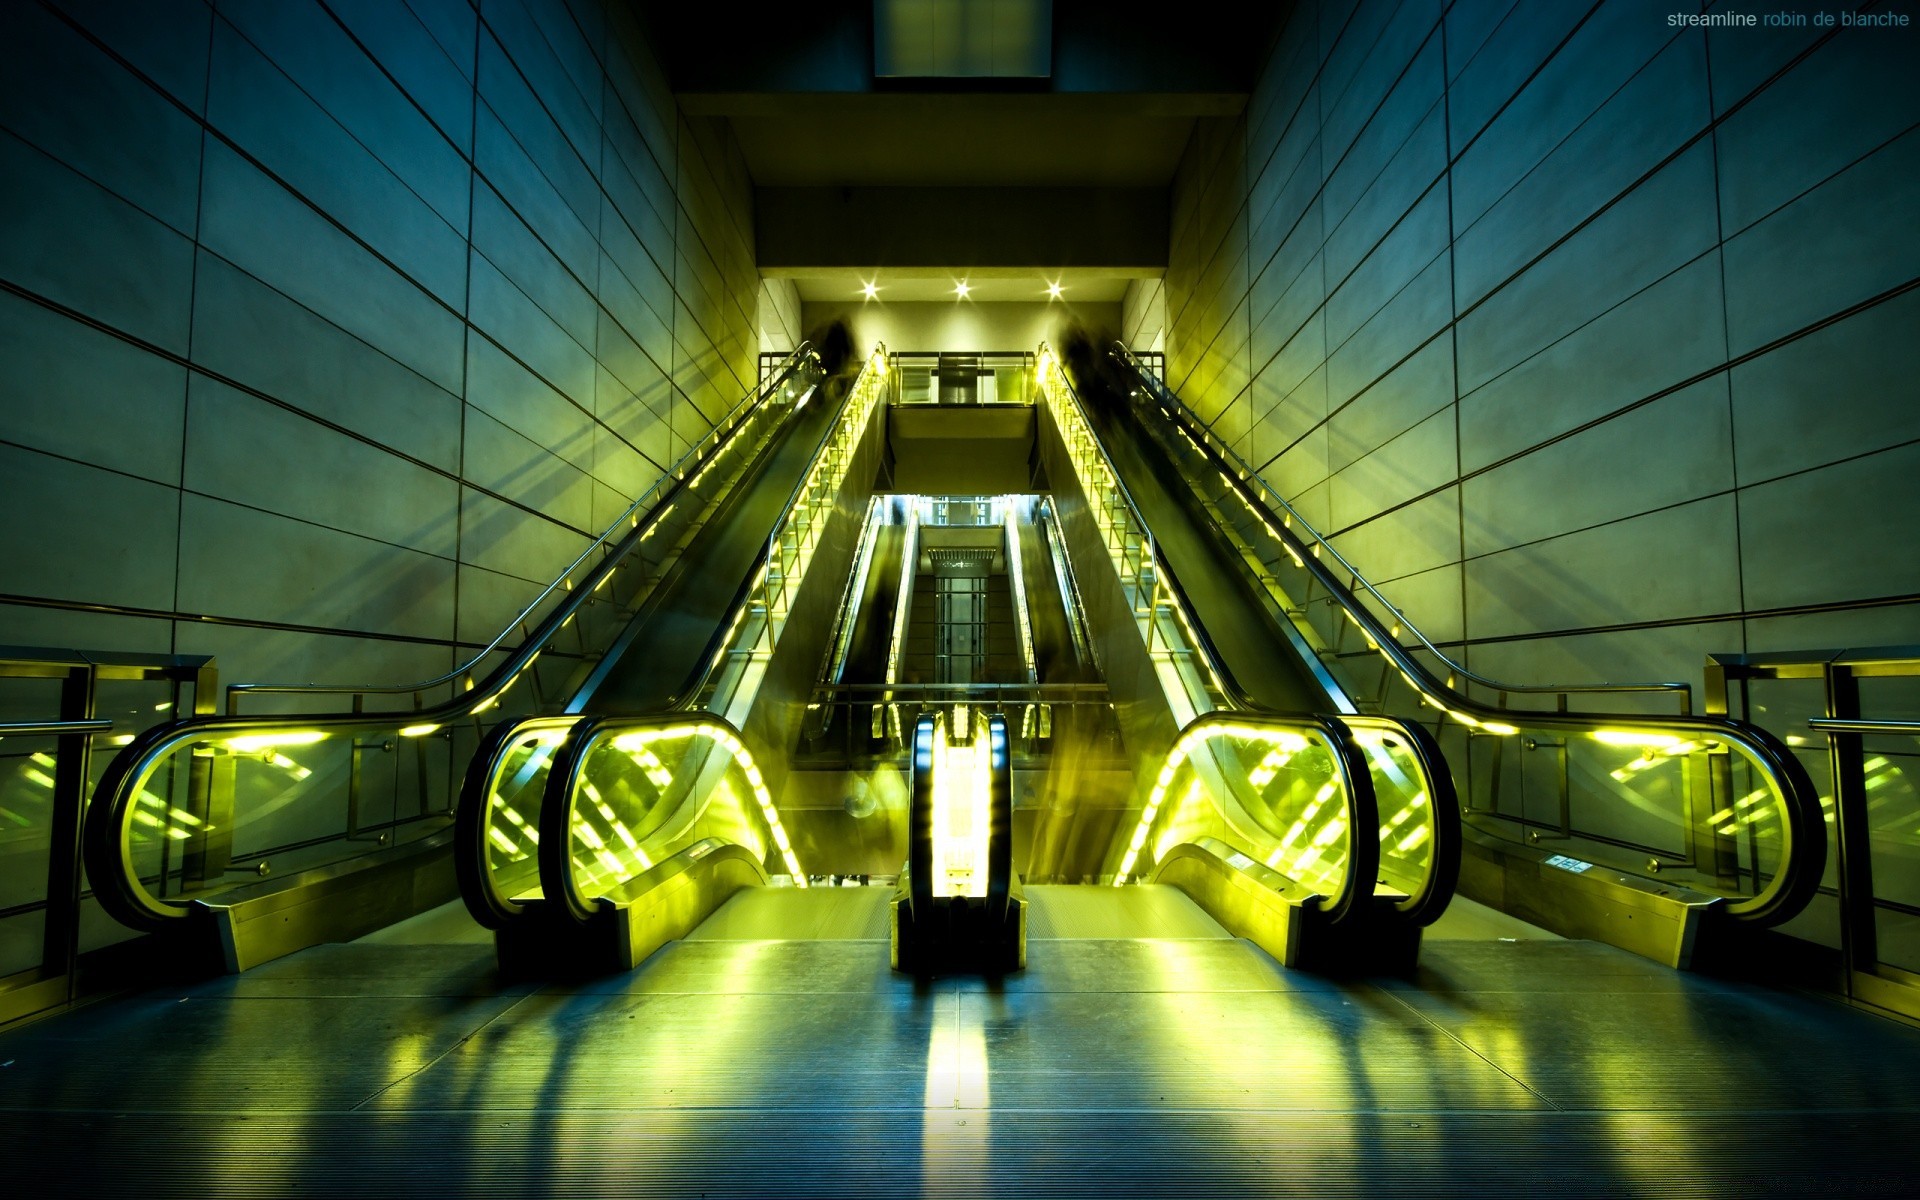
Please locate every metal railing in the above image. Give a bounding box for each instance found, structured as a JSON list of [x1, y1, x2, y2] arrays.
[[890, 351, 1037, 406], [1714, 647, 1920, 1014], [0, 648, 215, 1022]]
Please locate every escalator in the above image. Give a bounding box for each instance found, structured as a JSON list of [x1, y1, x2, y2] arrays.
[[1060, 341, 1826, 966], [457, 346, 892, 971], [79, 345, 880, 972]]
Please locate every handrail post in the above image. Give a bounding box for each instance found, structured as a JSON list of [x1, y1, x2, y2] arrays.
[[43, 665, 97, 999], [1826, 662, 1878, 990]]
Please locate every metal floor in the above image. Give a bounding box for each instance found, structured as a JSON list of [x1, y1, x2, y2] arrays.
[[4, 887, 1919, 1196]]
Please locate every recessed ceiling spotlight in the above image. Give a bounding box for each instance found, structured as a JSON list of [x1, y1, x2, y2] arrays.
[[861, 281, 879, 300], [954, 280, 971, 299], [1046, 281, 1064, 300]]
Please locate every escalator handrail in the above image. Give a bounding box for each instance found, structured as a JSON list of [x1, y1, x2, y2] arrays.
[[1111, 344, 1691, 706], [1156, 713, 1382, 927], [1036, 344, 1268, 715], [226, 345, 823, 711], [987, 713, 1013, 923], [908, 714, 936, 920], [1108, 345, 1825, 925], [1044, 349, 1434, 922], [468, 348, 889, 923], [1343, 714, 1459, 926], [658, 347, 888, 712], [535, 712, 794, 925], [84, 350, 825, 931], [455, 715, 581, 928]]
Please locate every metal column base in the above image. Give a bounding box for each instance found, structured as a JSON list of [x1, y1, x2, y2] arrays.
[[1151, 837, 1423, 976], [891, 877, 1028, 975], [496, 840, 768, 978]]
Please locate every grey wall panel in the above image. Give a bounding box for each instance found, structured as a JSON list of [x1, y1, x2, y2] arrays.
[[1328, 405, 1457, 531], [0, 445, 179, 612], [1457, 253, 1725, 473], [1463, 497, 1740, 639], [1326, 185, 1449, 350], [454, 563, 546, 648], [0, 292, 187, 486], [1455, 0, 1679, 225], [403, 0, 481, 78], [1729, 290, 1920, 486], [190, 252, 463, 474], [1329, 486, 1460, 583], [1738, 442, 1920, 612], [46, 0, 213, 115], [183, 376, 461, 558], [1164, 0, 1917, 709], [474, 104, 599, 283], [219, 0, 469, 229], [0, 2, 203, 236], [1446, 0, 1588, 152], [467, 254, 596, 406], [1452, 31, 1709, 310], [1323, 102, 1447, 287], [1326, 336, 1452, 477], [1714, 27, 1918, 235], [461, 405, 594, 533], [458, 489, 589, 585], [1321, 0, 1440, 167], [1442, 0, 1518, 84], [208, 20, 469, 307], [1460, 376, 1733, 558], [464, 337, 597, 476], [1722, 126, 1920, 357], [0, 132, 194, 354], [327, 0, 476, 151], [175, 494, 455, 639], [471, 181, 597, 347], [477, 34, 598, 236], [0, 0, 760, 687], [1375, 562, 1463, 644], [1326, 253, 1450, 409], [1323, 33, 1443, 227], [198, 140, 466, 394], [484, 0, 601, 167], [1457, 142, 1719, 395]]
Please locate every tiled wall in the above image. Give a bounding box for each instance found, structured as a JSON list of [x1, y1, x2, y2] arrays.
[[1154, 0, 1920, 699], [0, 0, 762, 694]]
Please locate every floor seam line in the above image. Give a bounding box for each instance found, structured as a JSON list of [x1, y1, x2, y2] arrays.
[[347, 991, 539, 1113], [1370, 982, 1566, 1112]]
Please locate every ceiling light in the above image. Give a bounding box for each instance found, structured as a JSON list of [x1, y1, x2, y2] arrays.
[[1046, 281, 1063, 299], [861, 281, 879, 300], [953, 281, 970, 299]]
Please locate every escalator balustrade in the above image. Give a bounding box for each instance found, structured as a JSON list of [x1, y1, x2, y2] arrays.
[[81, 348, 827, 972], [1093, 343, 1825, 966]]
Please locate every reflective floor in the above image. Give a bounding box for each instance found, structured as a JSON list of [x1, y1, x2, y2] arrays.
[[3, 888, 1919, 1196]]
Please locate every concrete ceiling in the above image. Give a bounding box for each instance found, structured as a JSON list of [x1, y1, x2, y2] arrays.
[[633, 0, 1288, 291], [723, 102, 1200, 188]]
